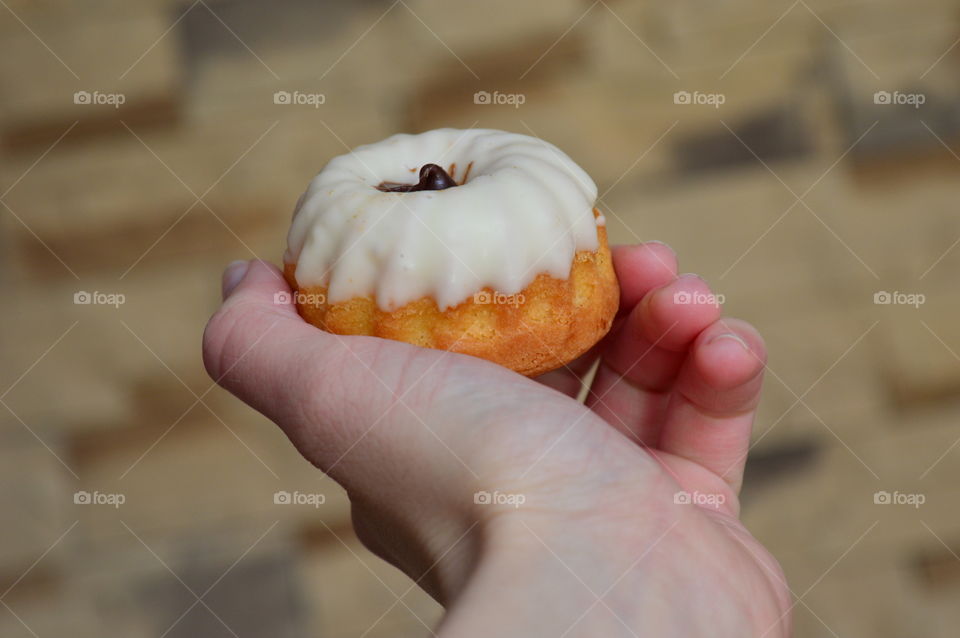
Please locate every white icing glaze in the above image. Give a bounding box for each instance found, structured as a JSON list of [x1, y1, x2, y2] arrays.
[[285, 128, 602, 311]]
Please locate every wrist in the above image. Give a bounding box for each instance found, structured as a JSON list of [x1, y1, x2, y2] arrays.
[[439, 514, 595, 637], [440, 502, 682, 637]]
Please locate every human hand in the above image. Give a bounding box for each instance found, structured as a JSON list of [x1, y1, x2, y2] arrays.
[[202, 245, 791, 637]]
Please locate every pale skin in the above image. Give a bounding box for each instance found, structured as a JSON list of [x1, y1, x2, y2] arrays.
[[202, 242, 792, 637]]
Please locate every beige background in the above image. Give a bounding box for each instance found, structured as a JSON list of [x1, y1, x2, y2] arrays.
[[2, 0, 960, 636]]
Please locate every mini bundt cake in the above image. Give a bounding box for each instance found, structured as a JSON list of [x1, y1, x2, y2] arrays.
[[283, 128, 619, 376]]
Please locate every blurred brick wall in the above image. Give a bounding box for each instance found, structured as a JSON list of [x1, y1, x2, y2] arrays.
[[2, 0, 960, 636]]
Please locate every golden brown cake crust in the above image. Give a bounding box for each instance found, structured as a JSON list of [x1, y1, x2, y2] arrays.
[[284, 221, 619, 377]]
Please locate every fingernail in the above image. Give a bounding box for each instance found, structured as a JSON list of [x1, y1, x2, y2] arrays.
[[708, 332, 749, 351], [222, 260, 250, 299]]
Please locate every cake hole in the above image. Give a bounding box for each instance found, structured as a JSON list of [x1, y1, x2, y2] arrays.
[[377, 163, 458, 192]]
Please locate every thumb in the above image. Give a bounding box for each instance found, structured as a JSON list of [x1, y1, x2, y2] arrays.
[[203, 260, 341, 458], [201, 260, 490, 490]]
